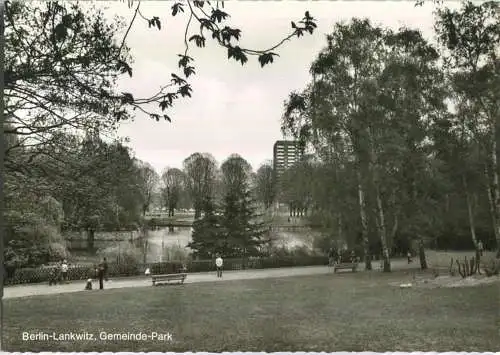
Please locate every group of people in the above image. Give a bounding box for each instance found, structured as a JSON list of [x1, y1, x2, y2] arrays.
[[328, 247, 357, 266], [48, 259, 69, 285], [48, 257, 109, 290], [85, 257, 108, 290]]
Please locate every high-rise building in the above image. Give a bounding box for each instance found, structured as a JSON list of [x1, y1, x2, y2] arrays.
[[273, 140, 303, 180]]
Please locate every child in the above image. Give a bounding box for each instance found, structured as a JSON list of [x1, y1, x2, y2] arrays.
[[84, 278, 93, 290]]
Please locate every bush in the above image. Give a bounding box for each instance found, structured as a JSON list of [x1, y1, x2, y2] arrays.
[[97, 242, 143, 277], [13, 267, 48, 284], [162, 244, 191, 262], [67, 265, 94, 280], [483, 258, 500, 277], [48, 242, 70, 261], [97, 242, 142, 264], [150, 261, 186, 275]]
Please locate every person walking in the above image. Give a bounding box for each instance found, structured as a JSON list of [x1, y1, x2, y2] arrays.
[[215, 254, 223, 278]]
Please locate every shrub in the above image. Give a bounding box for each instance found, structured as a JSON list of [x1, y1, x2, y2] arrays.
[[48, 242, 70, 261], [97, 242, 143, 277], [162, 244, 191, 262], [14, 267, 48, 284], [97, 242, 142, 264], [483, 258, 500, 277]]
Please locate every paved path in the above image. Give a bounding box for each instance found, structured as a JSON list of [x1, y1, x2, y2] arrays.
[[3, 259, 419, 299]]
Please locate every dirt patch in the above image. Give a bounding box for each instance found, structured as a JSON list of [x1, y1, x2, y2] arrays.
[[389, 275, 500, 289]]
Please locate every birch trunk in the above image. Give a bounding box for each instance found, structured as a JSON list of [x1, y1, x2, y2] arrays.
[[367, 127, 391, 272], [462, 175, 481, 264], [356, 168, 371, 270], [411, 180, 428, 270], [490, 131, 500, 258], [484, 163, 499, 249], [374, 183, 391, 272]]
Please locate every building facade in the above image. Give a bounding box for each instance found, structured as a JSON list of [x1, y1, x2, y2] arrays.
[[273, 140, 304, 207], [273, 140, 303, 177]]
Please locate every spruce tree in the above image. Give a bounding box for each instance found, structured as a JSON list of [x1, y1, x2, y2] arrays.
[[187, 196, 223, 259], [220, 180, 267, 260]]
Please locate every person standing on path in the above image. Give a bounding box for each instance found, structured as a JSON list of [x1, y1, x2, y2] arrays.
[[61, 259, 69, 283], [477, 240, 484, 257], [103, 257, 109, 281], [215, 254, 223, 278], [97, 260, 105, 289]]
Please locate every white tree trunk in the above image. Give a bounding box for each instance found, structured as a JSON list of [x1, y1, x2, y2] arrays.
[[356, 168, 371, 270]]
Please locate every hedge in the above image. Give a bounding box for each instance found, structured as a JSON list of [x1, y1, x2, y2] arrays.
[[3, 256, 328, 285]]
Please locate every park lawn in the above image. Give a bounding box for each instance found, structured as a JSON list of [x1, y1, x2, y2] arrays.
[[4, 271, 499, 352]]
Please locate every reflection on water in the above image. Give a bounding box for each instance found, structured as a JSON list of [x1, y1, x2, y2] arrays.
[[146, 227, 192, 262], [148, 227, 192, 247], [145, 227, 317, 262]]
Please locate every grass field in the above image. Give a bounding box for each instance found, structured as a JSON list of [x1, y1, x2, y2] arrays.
[[4, 270, 498, 352], [425, 250, 496, 269]]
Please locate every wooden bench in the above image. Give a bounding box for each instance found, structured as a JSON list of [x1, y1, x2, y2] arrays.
[[152, 273, 187, 286], [333, 262, 358, 273]]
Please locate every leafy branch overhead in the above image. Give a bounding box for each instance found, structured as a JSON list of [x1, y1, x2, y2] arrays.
[[6, 0, 314, 127], [112, 0, 318, 121]]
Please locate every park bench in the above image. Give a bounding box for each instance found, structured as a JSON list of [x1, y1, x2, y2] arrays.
[[151, 272, 187, 286], [333, 262, 358, 273]]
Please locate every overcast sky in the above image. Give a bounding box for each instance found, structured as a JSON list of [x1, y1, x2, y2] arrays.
[[105, 1, 452, 174]]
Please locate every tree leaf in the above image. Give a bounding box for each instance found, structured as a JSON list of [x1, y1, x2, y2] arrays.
[[171, 3, 184, 16]]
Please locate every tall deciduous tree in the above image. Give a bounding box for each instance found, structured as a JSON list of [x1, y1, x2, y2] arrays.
[[161, 167, 186, 216], [435, 1, 500, 257], [137, 161, 160, 217], [4, 0, 129, 157], [255, 162, 276, 210], [183, 152, 218, 219]]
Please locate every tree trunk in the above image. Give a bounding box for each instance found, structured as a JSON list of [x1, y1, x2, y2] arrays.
[[356, 169, 371, 270], [373, 176, 390, 272], [143, 239, 148, 264], [390, 213, 398, 247], [484, 163, 499, 251], [367, 126, 390, 272], [411, 180, 427, 270], [489, 131, 500, 258], [87, 228, 95, 252], [337, 212, 343, 242], [462, 175, 479, 250]]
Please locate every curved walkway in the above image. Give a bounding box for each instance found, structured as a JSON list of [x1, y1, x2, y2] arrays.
[[3, 259, 418, 299]]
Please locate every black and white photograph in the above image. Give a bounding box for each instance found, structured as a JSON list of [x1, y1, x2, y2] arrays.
[[1, 0, 499, 352]]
